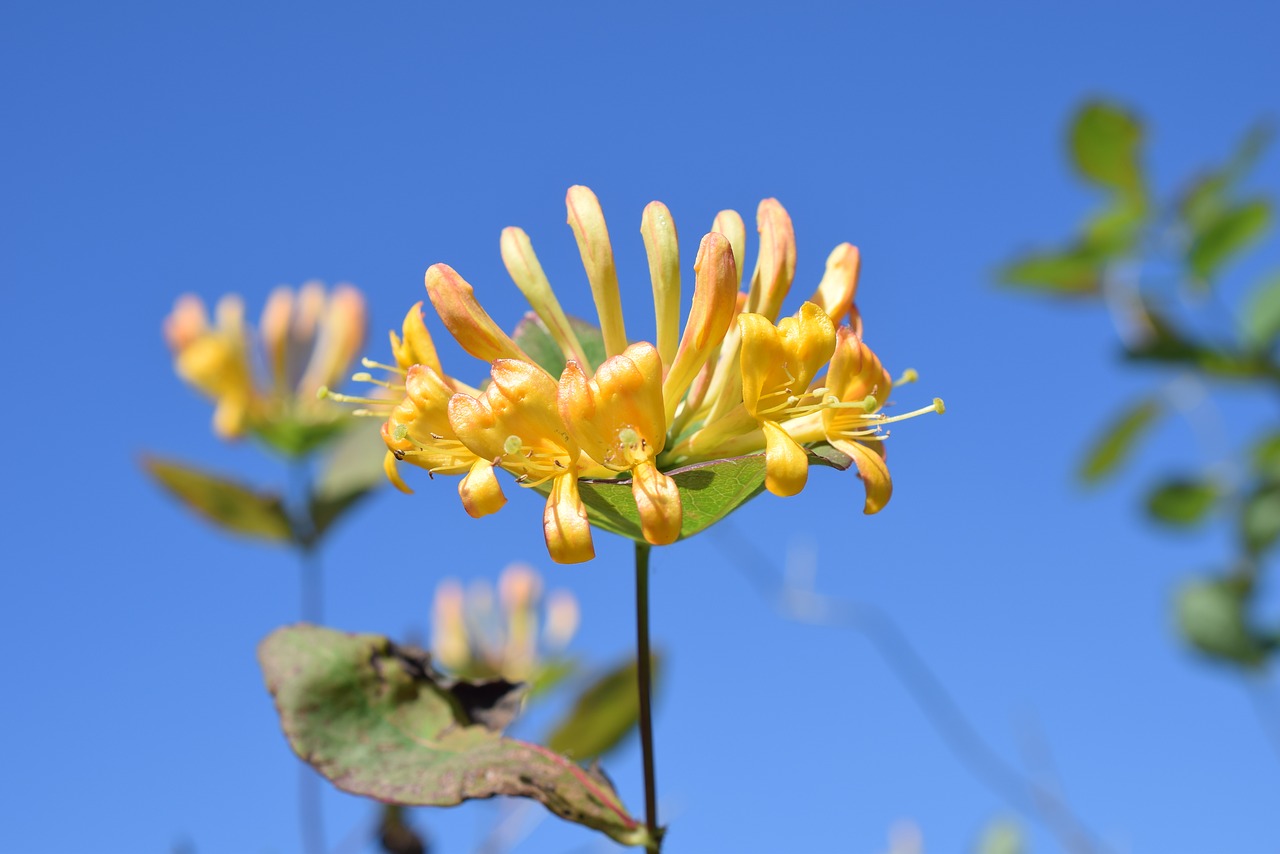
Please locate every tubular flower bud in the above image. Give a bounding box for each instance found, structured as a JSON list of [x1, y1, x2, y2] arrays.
[[560, 342, 681, 545], [347, 186, 941, 561], [566, 185, 628, 359], [166, 293, 256, 438]]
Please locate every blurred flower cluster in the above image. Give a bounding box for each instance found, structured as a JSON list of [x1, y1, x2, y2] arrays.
[[431, 563, 579, 684], [165, 281, 367, 455], [348, 187, 942, 562]]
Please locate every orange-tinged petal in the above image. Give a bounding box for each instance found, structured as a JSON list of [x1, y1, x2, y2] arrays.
[[259, 286, 293, 389], [500, 226, 590, 367], [641, 201, 681, 368], [810, 243, 861, 323], [425, 264, 531, 365], [745, 199, 796, 322], [459, 458, 507, 517], [560, 342, 666, 469], [544, 473, 594, 564], [163, 294, 209, 351], [632, 462, 682, 545], [300, 284, 367, 396], [761, 420, 809, 497], [566, 185, 627, 359], [834, 438, 892, 514], [737, 312, 785, 418], [663, 232, 738, 421]]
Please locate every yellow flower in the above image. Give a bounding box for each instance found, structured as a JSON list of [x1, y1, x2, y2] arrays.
[[356, 187, 941, 562], [164, 282, 367, 449], [448, 359, 596, 564]]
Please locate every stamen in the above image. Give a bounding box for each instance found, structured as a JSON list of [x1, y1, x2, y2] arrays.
[[504, 435, 523, 455], [894, 368, 919, 386], [393, 424, 409, 441], [318, 387, 387, 405], [362, 357, 407, 375], [350, 372, 401, 390], [618, 427, 640, 448]]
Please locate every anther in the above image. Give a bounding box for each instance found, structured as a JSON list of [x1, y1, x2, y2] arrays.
[[896, 368, 919, 386], [933, 397, 946, 414], [861, 395, 879, 412], [392, 424, 409, 441]]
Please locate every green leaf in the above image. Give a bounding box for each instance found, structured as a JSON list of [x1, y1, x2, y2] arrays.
[[141, 455, 294, 542], [1175, 577, 1268, 667], [1188, 198, 1273, 283], [537, 446, 852, 543], [997, 246, 1106, 295], [1081, 196, 1146, 255], [1180, 123, 1273, 230], [252, 416, 354, 458], [1241, 271, 1280, 352], [512, 312, 608, 376], [546, 654, 661, 762], [1146, 478, 1218, 527], [1124, 304, 1280, 380], [1069, 101, 1144, 196], [305, 420, 390, 544], [259, 626, 651, 848], [1241, 483, 1280, 556], [1251, 432, 1280, 482], [1078, 399, 1161, 484]]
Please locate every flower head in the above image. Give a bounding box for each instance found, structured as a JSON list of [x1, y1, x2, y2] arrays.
[[357, 188, 942, 562], [165, 282, 367, 452]]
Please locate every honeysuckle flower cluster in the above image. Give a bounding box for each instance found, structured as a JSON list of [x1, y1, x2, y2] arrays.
[[432, 563, 579, 682], [164, 282, 366, 446], [342, 187, 941, 563]]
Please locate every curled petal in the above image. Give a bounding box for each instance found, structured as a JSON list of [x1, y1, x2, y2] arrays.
[[425, 264, 530, 364], [566, 185, 627, 359], [632, 462, 682, 545], [761, 420, 808, 497], [459, 459, 506, 518], [390, 301, 443, 374], [544, 473, 595, 564], [641, 201, 681, 368], [835, 439, 892, 514], [737, 312, 784, 417], [259, 287, 293, 388], [382, 449, 412, 494]]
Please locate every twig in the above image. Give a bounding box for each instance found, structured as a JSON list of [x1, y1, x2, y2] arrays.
[[712, 522, 1113, 854]]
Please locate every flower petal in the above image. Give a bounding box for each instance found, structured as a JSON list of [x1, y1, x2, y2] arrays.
[[459, 459, 507, 518], [544, 473, 595, 564], [501, 226, 590, 367], [746, 199, 796, 323], [631, 462, 682, 545], [662, 232, 738, 422], [761, 420, 809, 497], [425, 264, 531, 364], [810, 243, 861, 323], [390, 301, 443, 375], [641, 201, 681, 368]]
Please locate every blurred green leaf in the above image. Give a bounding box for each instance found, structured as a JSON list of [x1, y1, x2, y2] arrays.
[[1181, 123, 1273, 230], [304, 420, 389, 545], [1146, 478, 1218, 527], [1251, 432, 1280, 481], [997, 246, 1106, 295], [142, 455, 294, 542], [527, 658, 578, 700], [1241, 272, 1280, 352], [546, 654, 662, 761], [252, 416, 353, 458], [1241, 483, 1280, 556], [1078, 399, 1161, 484], [1082, 196, 1146, 255], [512, 311, 608, 376], [975, 819, 1024, 854], [1175, 576, 1268, 667], [1125, 304, 1280, 380], [259, 626, 651, 848], [1069, 101, 1144, 196], [537, 446, 852, 543], [1188, 198, 1272, 284]]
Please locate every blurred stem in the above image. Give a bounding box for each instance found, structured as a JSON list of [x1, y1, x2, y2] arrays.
[[634, 541, 660, 852], [289, 459, 326, 854]]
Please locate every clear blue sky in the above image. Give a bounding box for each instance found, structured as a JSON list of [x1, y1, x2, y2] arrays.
[[3, 2, 1278, 852]]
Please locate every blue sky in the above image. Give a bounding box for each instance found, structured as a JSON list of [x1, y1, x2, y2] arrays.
[[3, 2, 1278, 852]]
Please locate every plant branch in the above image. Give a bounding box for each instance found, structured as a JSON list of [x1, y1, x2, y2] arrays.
[[712, 523, 1113, 854]]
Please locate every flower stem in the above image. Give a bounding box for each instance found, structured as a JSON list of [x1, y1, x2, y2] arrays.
[[289, 459, 325, 854], [634, 541, 660, 852]]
